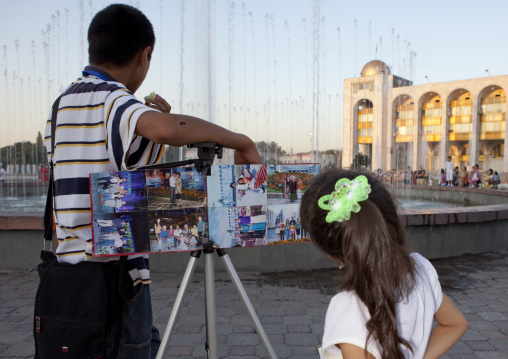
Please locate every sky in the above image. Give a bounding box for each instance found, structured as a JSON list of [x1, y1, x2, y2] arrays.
[[1, 0, 507, 155]]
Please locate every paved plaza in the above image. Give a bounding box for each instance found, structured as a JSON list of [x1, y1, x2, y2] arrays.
[[0, 251, 507, 358]]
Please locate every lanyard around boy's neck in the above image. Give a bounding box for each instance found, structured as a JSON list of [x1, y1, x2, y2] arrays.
[[83, 70, 108, 81], [82, 66, 114, 82]]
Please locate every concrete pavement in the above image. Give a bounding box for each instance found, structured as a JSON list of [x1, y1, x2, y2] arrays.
[[0, 251, 507, 358]]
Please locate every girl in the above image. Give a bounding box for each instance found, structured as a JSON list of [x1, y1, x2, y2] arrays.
[[458, 166, 467, 187], [168, 224, 175, 250], [191, 224, 199, 239], [182, 223, 191, 244], [289, 221, 296, 240], [440, 168, 447, 186], [154, 218, 162, 250], [175, 172, 183, 207], [470, 165, 480, 188], [285, 175, 290, 202], [463, 167, 469, 187], [295, 218, 301, 239], [492, 171, 500, 189], [300, 170, 467, 359], [279, 220, 285, 241], [275, 219, 281, 240], [297, 178, 303, 200]]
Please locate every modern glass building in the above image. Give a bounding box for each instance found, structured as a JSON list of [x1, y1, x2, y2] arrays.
[[343, 60, 508, 173]]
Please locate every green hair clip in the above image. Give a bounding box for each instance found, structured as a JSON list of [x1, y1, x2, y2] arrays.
[[318, 175, 371, 223]]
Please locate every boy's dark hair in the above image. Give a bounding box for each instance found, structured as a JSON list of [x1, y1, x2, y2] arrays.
[[88, 4, 155, 67]]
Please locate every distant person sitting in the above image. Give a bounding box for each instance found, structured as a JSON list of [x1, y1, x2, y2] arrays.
[[440, 169, 447, 186], [483, 169, 491, 187], [458, 167, 467, 187], [469, 164, 481, 188], [414, 165, 426, 185], [158, 225, 170, 252], [486, 169, 497, 189], [404, 166, 412, 185], [491, 171, 500, 189], [452, 166, 459, 187]]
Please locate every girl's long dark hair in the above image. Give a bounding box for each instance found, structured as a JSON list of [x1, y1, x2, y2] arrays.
[[300, 169, 416, 359]]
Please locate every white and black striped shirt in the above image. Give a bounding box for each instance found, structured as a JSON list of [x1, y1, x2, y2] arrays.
[[44, 66, 163, 285]]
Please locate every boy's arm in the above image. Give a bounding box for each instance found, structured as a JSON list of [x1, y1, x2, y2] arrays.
[[423, 294, 467, 359], [135, 111, 261, 164]]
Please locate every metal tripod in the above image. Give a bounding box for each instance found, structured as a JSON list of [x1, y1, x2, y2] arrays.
[[155, 242, 278, 359]]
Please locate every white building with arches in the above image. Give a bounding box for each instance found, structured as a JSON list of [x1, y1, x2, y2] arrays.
[[343, 60, 508, 174]]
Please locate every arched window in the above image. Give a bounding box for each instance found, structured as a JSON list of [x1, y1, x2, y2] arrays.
[[357, 100, 373, 144], [394, 97, 414, 142], [449, 92, 472, 141], [421, 95, 441, 142], [480, 88, 506, 140]]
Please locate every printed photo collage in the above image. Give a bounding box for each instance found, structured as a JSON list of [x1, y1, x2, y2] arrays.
[[90, 167, 208, 256], [90, 163, 320, 256]]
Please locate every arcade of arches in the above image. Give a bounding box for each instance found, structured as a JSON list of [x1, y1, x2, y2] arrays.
[[353, 88, 506, 172]]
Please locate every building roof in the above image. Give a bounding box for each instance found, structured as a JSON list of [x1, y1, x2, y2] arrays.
[[361, 60, 391, 77]]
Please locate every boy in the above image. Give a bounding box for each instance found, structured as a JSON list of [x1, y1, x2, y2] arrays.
[[44, 4, 261, 358]]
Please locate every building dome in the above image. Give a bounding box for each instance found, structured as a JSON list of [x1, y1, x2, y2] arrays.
[[361, 60, 391, 77]]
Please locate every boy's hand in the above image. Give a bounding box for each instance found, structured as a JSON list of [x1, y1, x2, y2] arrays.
[[145, 94, 172, 113], [234, 143, 262, 165]]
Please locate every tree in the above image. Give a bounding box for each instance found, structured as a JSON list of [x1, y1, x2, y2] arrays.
[[0, 141, 37, 166], [255, 141, 287, 164], [35, 131, 46, 164]]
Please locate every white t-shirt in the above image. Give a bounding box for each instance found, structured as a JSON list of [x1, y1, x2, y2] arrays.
[[321, 253, 443, 359], [114, 238, 124, 248], [445, 161, 454, 180]]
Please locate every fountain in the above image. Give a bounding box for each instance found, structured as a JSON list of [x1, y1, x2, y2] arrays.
[[1, 0, 418, 211], [2, 1, 506, 273]]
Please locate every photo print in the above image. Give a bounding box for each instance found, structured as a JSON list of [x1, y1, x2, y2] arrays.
[[207, 164, 267, 208], [209, 205, 267, 248], [267, 203, 310, 245], [146, 166, 206, 211], [92, 212, 150, 256], [147, 207, 208, 253], [266, 164, 320, 206], [90, 170, 148, 213], [89, 163, 321, 257]]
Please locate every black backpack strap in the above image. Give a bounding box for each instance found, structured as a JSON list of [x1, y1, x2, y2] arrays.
[[44, 94, 63, 243]]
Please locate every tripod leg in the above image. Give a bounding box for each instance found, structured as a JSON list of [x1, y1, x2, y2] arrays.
[[218, 252, 278, 359], [204, 249, 218, 359], [156, 251, 201, 359]]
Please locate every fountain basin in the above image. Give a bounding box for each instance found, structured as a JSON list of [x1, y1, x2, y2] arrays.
[[1, 186, 507, 273]]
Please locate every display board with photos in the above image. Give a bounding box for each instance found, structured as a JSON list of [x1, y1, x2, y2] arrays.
[[89, 163, 320, 256]]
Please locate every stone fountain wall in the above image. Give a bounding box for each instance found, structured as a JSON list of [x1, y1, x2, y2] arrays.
[[1, 186, 507, 273]]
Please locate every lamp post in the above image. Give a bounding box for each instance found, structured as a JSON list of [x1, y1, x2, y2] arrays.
[[309, 133, 313, 163]]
